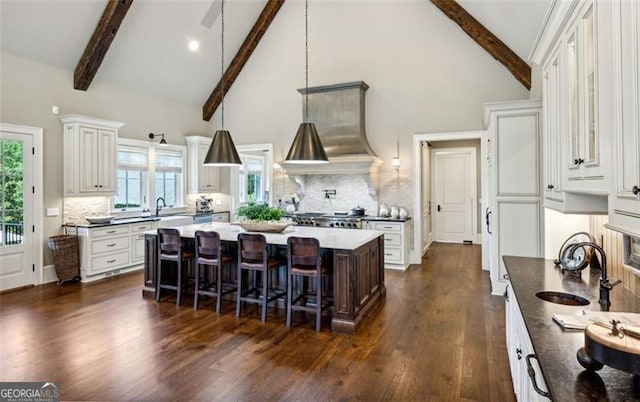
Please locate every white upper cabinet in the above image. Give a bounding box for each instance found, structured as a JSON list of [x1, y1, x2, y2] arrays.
[[607, 0, 640, 236], [60, 115, 125, 196], [532, 0, 610, 213], [563, 2, 608, 189], [185, 136, 229, 194]]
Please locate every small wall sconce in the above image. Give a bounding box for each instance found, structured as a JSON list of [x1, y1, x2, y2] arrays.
[[392, 141, 400, 173], [149, 132, 167, 146]]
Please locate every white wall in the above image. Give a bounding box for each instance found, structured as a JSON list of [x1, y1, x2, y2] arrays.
[[0, 1, 530, 264], [544, 208, 590, 259], [0, 53, 214, 264], [218, 1, 529, 214]]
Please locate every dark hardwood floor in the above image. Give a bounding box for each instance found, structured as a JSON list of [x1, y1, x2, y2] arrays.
[[0, 242, 515, 401]]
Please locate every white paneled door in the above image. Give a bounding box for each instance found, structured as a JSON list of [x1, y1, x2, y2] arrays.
[[433, 148, 477, 243], [0, 128, 35, 291]]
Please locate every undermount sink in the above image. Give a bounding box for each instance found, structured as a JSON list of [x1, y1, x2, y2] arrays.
[[535, 291, 590, 306]]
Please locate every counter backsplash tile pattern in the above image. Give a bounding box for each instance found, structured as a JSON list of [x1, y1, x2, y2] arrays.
[[63, 196, 111, 225], [272, 172, 413, 217]]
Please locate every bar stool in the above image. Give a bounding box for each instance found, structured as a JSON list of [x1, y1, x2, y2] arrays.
[[286, 236, 332, 332], [193, 230, 236, 313], [156, 228, 194, 306], [236, 233, 287, 322]]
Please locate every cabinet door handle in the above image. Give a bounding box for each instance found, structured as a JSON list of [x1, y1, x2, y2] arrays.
[[485, 208, 492, 234], [633, 185, 639, 196], [106, 243, 116, 247], [525, 354, 551, 398], [383, 226, 393, 229], [137, 226, 146, 230], [384, 253, 393, 256], [503, 284, 510, 302], [106, 230, 116, 234], [107, 259, 116, 264], [547, 184, 554, 190], [516, 348, 522, 360], [98, 185, 103, 188]]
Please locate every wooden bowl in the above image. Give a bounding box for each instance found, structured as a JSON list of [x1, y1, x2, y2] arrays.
[[230, 222, 293, 233]]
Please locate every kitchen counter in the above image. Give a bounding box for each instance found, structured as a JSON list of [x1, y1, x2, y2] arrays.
[[69, 211, 231, 228], [145, 222, 385, 250], [504, 256, 640, 401], [363, 216, 411, 222], [143, 223, 386, 333]]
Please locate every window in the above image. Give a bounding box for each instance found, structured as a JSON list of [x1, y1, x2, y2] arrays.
[[239, 153, 265, 203], [0, 139, 24, 246], [115, 147, 147, 209], [113, 139, 185, 212], [154, 151, 183, 207]]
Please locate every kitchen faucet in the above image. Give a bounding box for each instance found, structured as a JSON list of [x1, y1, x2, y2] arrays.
[[567, 242, 622, 309], [155, 197, 166, 217]]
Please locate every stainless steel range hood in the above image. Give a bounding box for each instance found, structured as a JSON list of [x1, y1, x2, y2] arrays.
[[283, 81, 383, 175]]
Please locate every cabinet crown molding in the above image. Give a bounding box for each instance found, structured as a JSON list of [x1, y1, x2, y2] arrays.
[[529, 0, 581, 65], [59, 114, 125, 129]]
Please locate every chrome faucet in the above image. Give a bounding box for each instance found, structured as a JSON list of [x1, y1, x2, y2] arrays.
[[568, 242, 622, 309], [155, 197, 166, 217]]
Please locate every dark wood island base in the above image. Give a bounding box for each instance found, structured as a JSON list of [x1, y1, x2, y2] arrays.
[[142, 224, 386, 334]]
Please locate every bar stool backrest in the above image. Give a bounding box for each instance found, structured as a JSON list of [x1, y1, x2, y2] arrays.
[[195, 230, 221, 263], [158, 228, 182, 260], [288, 237, 321, 269], [238, 233, 267, 267]]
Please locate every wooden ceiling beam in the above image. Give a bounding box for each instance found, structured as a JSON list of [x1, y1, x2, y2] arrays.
[[203, 0, 286, 121], [430, 0, 531, 90], [74, 0, 133, 91]]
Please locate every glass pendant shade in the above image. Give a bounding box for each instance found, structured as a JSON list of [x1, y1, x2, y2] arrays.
[[203, 130, 242, 166], [284, 122, 329, 164]]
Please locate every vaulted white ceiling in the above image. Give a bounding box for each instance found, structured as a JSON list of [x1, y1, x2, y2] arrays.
[[0, 0, 550, 107]]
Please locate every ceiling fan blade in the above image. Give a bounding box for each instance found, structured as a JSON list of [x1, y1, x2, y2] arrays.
[[201, 0, 222, 29]]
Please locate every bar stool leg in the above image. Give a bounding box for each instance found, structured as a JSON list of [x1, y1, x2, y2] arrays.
[[316, 276, 322, 332], [236, 262, 242, 317], [176, 260, 182, 307], [156, 253, 162, 302], [215, 263, 222, 314], [261, 270, 268, 322], [193, 262, 200, 310]]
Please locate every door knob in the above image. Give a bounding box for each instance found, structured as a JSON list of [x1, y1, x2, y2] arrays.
[[633, 185, 640, 196]]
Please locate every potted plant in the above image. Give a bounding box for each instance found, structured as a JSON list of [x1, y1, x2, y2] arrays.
[[233, 203, 292, 233]]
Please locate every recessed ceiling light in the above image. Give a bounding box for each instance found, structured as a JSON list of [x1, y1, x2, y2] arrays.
[[188, 40, 200, 52]]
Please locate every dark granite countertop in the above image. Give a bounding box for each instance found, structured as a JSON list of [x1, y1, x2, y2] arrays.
[[504, 256, 640, 401]]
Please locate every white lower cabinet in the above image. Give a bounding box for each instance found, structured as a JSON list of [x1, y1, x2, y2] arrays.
[[505, 285, 550, 401], [78, 221, 157, 282], [363, 220, 410, 269]]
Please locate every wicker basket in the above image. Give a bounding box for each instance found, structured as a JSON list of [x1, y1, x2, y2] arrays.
[[48, 227, 81, 284]]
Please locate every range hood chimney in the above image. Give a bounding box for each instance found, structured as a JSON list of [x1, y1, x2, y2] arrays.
[[283, 81, 382, 175]]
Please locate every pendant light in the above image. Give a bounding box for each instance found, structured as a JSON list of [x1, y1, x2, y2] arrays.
[[204, 0, 242, 166], [284, 0, 328, 164]]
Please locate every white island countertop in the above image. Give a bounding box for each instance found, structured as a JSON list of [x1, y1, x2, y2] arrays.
[[146, 222, 385, 251]]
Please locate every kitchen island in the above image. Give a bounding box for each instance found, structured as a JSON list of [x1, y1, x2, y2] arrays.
[[142, 223, 386, 334], [504, 256, 640, 401]]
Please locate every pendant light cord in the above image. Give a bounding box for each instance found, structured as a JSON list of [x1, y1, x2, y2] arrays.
[[221, 0, 225, 129], [305, 0, 309, 121]]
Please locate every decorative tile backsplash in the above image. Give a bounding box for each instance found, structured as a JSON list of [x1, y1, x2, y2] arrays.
[[63, 196, 111, 225], [272, 171, 414, 217]]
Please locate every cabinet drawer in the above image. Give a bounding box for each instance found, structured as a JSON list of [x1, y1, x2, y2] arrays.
[[374, 222, 401, 232], [91, 251, 130, 272], [92, 236, 129, 254], [382, 247, 401, 262], [383, 233, 401, 247], [92, 226, 130, 238], [131, 222, 155, 233]]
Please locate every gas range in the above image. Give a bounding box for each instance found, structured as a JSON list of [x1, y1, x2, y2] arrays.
[[289, 212, 363, 229]]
